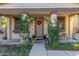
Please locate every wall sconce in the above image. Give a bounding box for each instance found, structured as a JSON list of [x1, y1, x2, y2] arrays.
[[1, 16, 7, 29]]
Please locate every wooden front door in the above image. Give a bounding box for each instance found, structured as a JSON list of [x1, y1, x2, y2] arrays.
[[35, 17, 44, 39]]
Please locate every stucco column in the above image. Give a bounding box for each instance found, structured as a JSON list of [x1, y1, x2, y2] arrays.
[[0, 18, 1, 29], [66, 15, 70, 38], [78, 15, 79, 30], [51, 14, 57, 27], [7, 16, 11, 39], [70, 16, 74, 39]]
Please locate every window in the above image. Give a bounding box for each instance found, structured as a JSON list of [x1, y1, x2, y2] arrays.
[[13, 17, 20, 33], [57, 16, 65, 32], [0, 16, 7, 34]]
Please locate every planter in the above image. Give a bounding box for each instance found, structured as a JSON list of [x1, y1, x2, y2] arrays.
[[32, 38, 36, 43], [3, 37, 7, 40], [32, 35, 36, 43], [43, 35, 46, 39]]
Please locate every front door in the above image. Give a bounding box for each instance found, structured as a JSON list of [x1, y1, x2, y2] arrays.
[[35, 17, 44, 39]]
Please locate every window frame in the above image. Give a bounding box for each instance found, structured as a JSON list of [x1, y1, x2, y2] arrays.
[[57, 16, 65, 32]]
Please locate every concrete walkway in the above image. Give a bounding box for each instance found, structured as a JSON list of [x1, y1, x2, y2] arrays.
[[47, 50, 79, 56], [29, 43, 47, 56]]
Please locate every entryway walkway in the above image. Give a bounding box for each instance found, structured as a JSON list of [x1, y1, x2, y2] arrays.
[[29, 43, 47, 56]]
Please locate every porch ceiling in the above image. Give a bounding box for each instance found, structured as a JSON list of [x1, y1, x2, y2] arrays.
[[0, 3, 79, 8], [0, 3, 79, 15]]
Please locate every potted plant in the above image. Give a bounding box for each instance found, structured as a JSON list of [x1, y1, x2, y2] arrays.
[[32, 34, 36, 43], [43, 35, 46, 39], [3, 36, 7, 40]]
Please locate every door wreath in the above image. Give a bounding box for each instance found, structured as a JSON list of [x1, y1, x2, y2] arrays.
[[37, 21, 41, 25]]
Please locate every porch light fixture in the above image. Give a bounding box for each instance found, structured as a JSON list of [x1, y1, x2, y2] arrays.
[[1, 16, 7, 29]]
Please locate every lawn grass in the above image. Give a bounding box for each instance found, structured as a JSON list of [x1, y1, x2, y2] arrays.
[[0, 44, 32, 56]]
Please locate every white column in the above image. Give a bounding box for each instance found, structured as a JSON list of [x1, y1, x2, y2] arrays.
[[0, 18, 1, 29], [66, 15, 70, 38], [70, 16, 74, 39], [78, 15, 79, 30], [51, 14, 57, 27], [7, 17, 11, 39]]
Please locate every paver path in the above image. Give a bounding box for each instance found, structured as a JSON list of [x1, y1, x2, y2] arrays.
[[29, 43, 47, 56]]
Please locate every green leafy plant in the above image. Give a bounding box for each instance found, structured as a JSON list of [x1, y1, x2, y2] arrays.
[[0, 44, 32, 56], [15, 14, 36, 43], [48, 18, 61, 45], [48, 23, 52, 44], [45, 43, 74, 49]]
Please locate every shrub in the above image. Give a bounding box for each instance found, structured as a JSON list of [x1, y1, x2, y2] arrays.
[[74, 44, 79, 48], [59, 43, 74, 49], [47, 18, 60, 44], [46, 43, 74, 49], [0, 44, 32, 56]]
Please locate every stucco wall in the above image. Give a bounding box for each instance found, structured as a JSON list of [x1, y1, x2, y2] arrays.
[[65, 15, 70, 38], [1, 14, 78, 39], [11, 18, 21, 39], [29, 20, 35, 36], [29, 16, 49, 37], [58, 14, 78, 38], [69, 14, 79, 38], [44, 16, 50, 35], [11, 16, 49, 39], [73, 15, 78, 32], [71, 15, 78, 33]]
